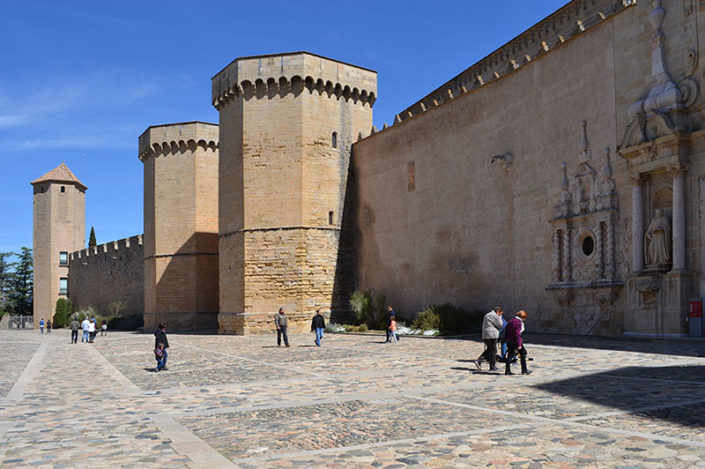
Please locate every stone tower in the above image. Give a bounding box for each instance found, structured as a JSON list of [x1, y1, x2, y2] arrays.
[[139, 122, 220, 332], [31, 163, 86, 325], [212, 52, 377, 334]]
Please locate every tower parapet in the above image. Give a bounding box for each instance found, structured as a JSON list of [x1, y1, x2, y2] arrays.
[[140, 121, 220, 332], [212, 51, 376, 110], [213, 52, 376, 334]]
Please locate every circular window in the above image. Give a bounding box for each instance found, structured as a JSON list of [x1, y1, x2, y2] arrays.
[[582, 236, 595, 256]]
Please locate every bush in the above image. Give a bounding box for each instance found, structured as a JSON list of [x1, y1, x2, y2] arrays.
[[349, 290, 387, 330], [53, 298, 72, 328], [412, 303, 484, 335], [411, 308, 441, 331]]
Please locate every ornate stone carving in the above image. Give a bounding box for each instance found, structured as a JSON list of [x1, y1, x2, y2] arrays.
[[548, 121, 623, 322], [634, 275, 661, 305], [644, 208, 672, 268], [620, 0, 700, 148]]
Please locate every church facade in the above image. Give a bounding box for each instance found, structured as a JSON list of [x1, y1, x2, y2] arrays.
[[33, 0, 705, 336]]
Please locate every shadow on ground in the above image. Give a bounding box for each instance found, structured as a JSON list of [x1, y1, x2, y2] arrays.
[[438, 332, 705, 358], [534, 365, 705, 427]]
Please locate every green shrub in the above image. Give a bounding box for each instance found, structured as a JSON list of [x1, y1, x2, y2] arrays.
[[53, 298, 72, 328], [412, 303, 484, 335], [411, 308, 441, 331], [343, 324, 368, 332], [349, 290, 387, 330]]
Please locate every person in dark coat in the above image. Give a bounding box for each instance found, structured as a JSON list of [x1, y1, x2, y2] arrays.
[[311, 309, 326, 347], [154, 322, 169, 370], [504, 310, 530, 375]]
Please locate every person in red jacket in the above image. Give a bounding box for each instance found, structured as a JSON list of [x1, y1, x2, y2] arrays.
[[504, 310, 530, 375]]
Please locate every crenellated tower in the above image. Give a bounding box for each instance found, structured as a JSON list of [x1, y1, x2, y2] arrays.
[[139, 122, 220, 331], [212, 52, 377, 334], [31, 163, 86, 325]]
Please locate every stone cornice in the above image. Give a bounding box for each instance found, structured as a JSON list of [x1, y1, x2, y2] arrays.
[[138, 122, 219, 161], [211, 52, 377, 110], [396, 0, 634, 123], [212, 74, 377, 110]]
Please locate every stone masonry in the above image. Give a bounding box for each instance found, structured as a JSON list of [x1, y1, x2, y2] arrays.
[[213, 52, 376, 334], [67, 236, 143, 318], [139, 122, 220, 332], [31, 163, 86, 325]]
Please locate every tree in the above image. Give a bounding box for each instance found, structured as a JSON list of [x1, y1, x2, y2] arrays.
[[7, 247, 33, 315], [0, 252, 14, 313], [88, 227, 97, 248], [54, 298, 72, 327]]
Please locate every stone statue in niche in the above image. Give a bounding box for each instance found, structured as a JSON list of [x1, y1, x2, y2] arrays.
[[644, 209, 671, 267]]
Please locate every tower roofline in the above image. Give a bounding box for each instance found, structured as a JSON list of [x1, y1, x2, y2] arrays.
[[30, 162, 87, 191], [212, 51, 377, 79]]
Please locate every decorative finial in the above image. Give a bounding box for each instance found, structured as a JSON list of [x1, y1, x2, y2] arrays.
[[560, 161, 569, 190], [578, 121, 591, 165], [600, 148, 613, 179]]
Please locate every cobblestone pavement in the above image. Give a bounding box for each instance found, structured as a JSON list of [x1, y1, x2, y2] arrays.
[[1, 329, 704, 468]]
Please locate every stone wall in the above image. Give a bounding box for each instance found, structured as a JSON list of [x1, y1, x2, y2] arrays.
[[352, 0, 705, 336], [68, 235, 143, 319], [214, 52, 375, 334], [140, 122, 220, 332]]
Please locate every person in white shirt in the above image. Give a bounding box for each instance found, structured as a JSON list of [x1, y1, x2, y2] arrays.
[[87, 319, 96, 343], [81, 318, 90, 343]]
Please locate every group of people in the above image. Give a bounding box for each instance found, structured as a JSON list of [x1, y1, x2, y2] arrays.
[[38, 318, 52, 334], [67, 317, 106, 343], [148, 305, 532, 376], [272, 307, 327, 348], [37, 316, 107, 343], [474, 306, 531, 375]]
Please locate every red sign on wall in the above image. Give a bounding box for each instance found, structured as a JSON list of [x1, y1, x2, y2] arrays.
[[690, 300, 703, 318]]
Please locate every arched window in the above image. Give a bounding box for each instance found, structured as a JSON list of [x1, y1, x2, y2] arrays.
[[332, 132, 338, 149], [328, 211, 334, 225]]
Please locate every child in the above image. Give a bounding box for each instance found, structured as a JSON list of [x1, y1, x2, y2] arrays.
[[389, 316, 398, 343], [101, 320, 107, 336], [155, 343, 166, 372]]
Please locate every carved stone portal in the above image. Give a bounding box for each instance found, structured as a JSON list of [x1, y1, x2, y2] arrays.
[[547, 121, 623, 335]]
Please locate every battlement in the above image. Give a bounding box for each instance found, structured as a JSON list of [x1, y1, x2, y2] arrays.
[[138, 122, 219, 161], [211, 51, 377, 110], [392, 0, 635, 124], [69, 235, 143, 261]]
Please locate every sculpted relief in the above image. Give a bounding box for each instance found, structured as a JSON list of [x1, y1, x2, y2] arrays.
[[644, 209, 671, 268]]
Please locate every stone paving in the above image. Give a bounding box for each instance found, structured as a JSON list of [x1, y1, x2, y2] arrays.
[[1, 329, 704, 468]]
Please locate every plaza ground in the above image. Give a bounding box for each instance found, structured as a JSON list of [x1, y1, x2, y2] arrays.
[[1, 329, 704, 468]]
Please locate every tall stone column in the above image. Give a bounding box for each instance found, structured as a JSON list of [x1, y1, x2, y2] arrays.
[[630, 174, 644, 273], [671, 163, 687, 271], [551, 229, 560, 283], [606, 217, 616, 280], [562, 227, 571, 282]]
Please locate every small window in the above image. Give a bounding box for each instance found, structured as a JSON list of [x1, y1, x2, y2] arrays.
[[61, 186, 65, 193], [582, 236, 595, 256], [59, 252, 68, 265], [59, 277, 68, 295], [332, 132, 338, 149], [328, 211, 334, 225]]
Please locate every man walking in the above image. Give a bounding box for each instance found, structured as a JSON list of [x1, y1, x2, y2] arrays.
[[505, 310, 531, 376], [474, 306, 503, 372], [81, 317, 90, 343], [385, 305, 396, 343], [311, 309, 326, 346], [69, 318, 80, 344], [274, 308, 290, 347]]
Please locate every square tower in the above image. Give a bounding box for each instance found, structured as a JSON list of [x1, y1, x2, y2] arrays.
[[31, 163, 86, 325], [139, 122, 220, 331], [212, 52, 377, 334]]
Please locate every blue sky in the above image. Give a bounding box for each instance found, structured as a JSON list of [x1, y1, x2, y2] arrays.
[[0, 1, 567, 255]]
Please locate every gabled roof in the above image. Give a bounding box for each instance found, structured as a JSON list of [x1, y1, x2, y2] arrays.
[[30, 163, 87, 191]]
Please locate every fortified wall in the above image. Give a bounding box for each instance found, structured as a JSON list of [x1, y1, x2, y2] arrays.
[[351, 0, 705, 336], [139, 122, 219, 332], [212, 52, 376, 334], [68, 235, 144, 318]]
